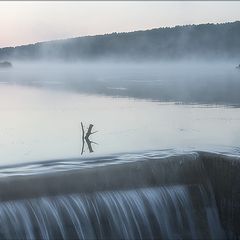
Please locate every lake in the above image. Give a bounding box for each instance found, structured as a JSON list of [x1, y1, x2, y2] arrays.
[[0, 62, 240, 239], [0, 61, 240, 165]]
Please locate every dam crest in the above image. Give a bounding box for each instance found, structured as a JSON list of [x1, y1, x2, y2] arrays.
[[0, 151, 239, 239]]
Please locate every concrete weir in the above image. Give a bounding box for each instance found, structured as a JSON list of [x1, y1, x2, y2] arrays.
[[200, 152, 240, 239], [0, 153, 209, 200], [0, 151, 239, 239]]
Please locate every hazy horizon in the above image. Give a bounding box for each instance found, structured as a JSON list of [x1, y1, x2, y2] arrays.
[[1, 20, 240, 50], [0, 1, 240, 48]]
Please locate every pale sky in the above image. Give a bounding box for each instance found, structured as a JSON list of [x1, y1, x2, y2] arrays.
[[0, 1, 240, 48]]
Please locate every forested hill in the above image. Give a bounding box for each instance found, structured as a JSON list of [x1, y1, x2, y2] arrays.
[[0, 21, 240, 61]]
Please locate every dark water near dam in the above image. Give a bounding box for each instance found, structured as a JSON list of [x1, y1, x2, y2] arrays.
[[0, 62, 239, 239]]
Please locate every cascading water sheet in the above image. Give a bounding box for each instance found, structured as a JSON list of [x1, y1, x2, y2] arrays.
[[0, 184, 224, 240]]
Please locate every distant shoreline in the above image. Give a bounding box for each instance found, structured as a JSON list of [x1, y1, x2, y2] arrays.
[[0, 21, 239, 61]]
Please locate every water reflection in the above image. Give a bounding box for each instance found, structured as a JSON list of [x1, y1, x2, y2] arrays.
[[0, 83, 239, 165], [1, 62, 240, 107], [80, 122, 98, 155], [0, 62, 240, 164]]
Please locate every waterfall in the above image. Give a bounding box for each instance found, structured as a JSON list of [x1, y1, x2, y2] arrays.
[[0, 184, 224, 240]]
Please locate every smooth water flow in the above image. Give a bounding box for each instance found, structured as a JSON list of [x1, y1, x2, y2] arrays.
[[0, 184, 224, 240]]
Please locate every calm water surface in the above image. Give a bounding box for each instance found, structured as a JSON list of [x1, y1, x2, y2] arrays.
[[0, 83, 239, 165]]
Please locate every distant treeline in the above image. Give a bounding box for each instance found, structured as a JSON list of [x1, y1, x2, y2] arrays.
[[0, 21, 240, 61]]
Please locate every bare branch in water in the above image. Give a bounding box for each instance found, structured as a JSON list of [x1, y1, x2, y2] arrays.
[[80, 122, 85, 155], [85, 124, 95, 139], [81, 122, 98, 155]]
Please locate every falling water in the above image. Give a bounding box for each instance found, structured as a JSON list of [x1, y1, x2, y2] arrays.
[[0, 184, 224, 240]]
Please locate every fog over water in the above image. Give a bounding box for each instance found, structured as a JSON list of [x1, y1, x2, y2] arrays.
[[2, 60, 240, 104], [0, 60, 239, 165]]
